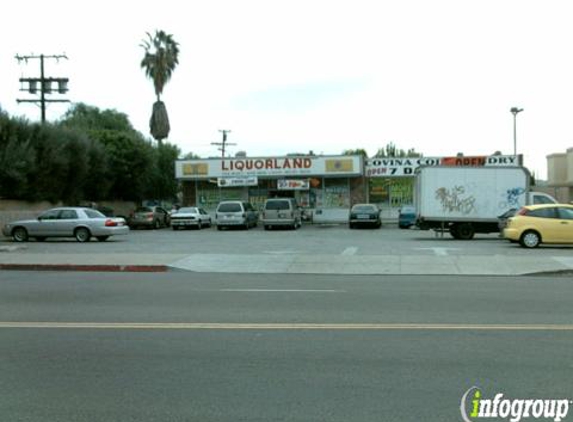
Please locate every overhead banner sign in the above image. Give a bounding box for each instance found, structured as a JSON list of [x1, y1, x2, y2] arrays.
[[176, 156, 363, 179], [278, 179, 310, 190], [365, 155, 520, 177], [217, 176, 258, 187]]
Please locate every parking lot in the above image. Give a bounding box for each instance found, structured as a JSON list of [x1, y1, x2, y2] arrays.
[[2, 223, 573, 267]]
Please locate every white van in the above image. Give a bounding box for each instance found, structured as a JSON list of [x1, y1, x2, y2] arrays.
[[215, 201, 258, 230]]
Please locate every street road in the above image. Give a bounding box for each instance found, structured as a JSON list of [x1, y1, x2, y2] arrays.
[[1, 271, 572, 421]]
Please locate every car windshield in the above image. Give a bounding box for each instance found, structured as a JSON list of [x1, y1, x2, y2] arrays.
[[178, 207, 197, 213], [265, 200, 291, 210], [352, 205, 376, 213], [218, 203, 242, 212]]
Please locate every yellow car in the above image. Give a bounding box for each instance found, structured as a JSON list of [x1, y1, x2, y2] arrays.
[[503, 204, 573, 248]]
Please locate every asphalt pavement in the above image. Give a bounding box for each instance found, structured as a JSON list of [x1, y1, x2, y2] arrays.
[[1, 271, 572, 422], [1, 225, 572, 275]]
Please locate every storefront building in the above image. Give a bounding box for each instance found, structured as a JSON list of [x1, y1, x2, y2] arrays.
[[175, 155, 365, 216], [365, 154, 521, 212]]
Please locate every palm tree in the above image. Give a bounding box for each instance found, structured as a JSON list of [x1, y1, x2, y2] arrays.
[[140, 30, 180, 144]]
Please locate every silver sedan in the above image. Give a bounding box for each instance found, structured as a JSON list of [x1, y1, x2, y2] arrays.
[[2, 207, 129, 242]]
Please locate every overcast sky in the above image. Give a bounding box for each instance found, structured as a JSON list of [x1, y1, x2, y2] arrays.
[[2, 0, 572, 179]]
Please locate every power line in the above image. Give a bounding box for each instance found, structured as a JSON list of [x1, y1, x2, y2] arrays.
[[15, 53, 70, 123]]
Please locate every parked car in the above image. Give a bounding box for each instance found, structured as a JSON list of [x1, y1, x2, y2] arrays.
[[503, 204, 573, 248], [262, 198, 302, 230], [398, 205, 416, 229], [215, 201, 258, 230], [2, 207, 129, 242], [349, 204, 381, 229], [129, 206, 170, 229], [170, 207, 212, 230]]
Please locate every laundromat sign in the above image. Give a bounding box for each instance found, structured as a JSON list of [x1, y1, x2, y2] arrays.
[[176, 156, 363, 179], [365, 155, 520, 177]]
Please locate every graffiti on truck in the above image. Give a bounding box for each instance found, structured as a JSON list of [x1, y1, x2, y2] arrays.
[[499, 187, 526, 208], [435, 186, 476, 215]]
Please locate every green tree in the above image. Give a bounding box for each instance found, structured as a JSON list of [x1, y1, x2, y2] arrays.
[[374, 142, 421, 158], [181, 151, 200, 160], [0, 110, 36, 199], [140, 30, 180, 144], [147, 143, 181, 200], [59, 103, 155, 201], [342, 148, 369, 158]]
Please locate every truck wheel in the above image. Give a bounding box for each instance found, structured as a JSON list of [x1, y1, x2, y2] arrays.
[[520, 230, 541, 248], [456, 223, 475, 240]]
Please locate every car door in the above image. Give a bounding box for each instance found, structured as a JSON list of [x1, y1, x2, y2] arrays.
[[35, 209, 62, 236], [157, 207, 169, 226], [57, 209, 80, 236], [528, 207, 560, 242], [556, 207, 573, 243], [199, 208, 210, 225]]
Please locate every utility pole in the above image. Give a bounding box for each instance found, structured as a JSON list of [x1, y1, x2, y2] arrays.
[[211, 130, 236, 159], [15, 53, 70, 123]]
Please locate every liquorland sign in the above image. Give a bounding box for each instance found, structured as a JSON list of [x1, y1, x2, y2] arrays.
[[365, 155, 521, 177], [175, 156, 363, 179]]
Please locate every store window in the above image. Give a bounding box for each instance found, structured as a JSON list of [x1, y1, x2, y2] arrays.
[[368, 177, 414, 208], [323, 178, 350, 208]]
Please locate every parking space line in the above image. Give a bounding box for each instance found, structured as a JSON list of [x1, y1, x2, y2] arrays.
[[341, 247, 358, 256]]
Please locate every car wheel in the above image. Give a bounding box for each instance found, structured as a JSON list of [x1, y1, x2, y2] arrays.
[[12, 227, 29, 242], [217, 225, 222, 231], [74, 227, 91, 243], [520, 230, 541, 248], [264, 225, 270, 230], [96, 236, 109, 242], [172, 225, 179, 230], [349, 223, 354, 229]]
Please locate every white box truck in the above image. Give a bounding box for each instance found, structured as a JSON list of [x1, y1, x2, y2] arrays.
[[415, 166, 556, 239]]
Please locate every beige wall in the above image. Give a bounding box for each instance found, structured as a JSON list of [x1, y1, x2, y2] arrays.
[[547, 153, 567, 184], [568, 148, 573, 184]]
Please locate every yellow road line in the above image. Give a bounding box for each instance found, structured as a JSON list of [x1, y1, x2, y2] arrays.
[[1, 322, 573, 330]]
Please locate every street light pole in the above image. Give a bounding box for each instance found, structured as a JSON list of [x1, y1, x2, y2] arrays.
[[510, 107, 523, 156]]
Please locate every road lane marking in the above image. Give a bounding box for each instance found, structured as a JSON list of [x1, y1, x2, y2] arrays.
[[218, 289, 346, 293], [415, 247, 459, 256], [1, 322, 573, 331], [341, 247, 358, 256]]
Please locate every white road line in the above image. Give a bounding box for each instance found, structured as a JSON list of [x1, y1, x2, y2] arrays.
[[553, 257, 573, 268], [415, 247, 459, 256], [218, 289, 346, 293], [341, 247, 358, 256], [1, 322, 573, 331]]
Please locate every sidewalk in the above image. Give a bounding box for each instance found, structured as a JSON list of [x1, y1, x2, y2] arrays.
[[1, 251, 573, 275]]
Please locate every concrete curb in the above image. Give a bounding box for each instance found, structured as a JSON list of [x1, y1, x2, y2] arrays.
[[0, 264, 169, 273]]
